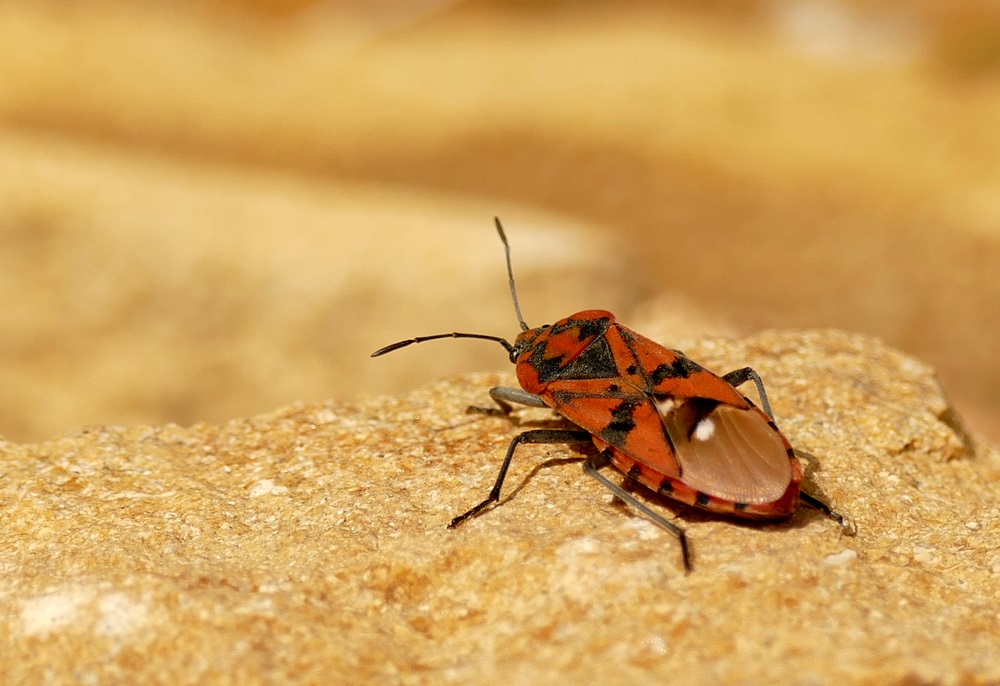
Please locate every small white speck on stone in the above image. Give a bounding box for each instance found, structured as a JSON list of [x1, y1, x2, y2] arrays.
[[96, 592, 148, 637], [623, 517, 662, 541], [20, 586, 96, 636], [966, 521, 981, 531], [313, 408, 337, 424], [248, 480, 274, 497], [557, 536, 600, 557], [248, 479, 288, 498], [898, 356, 926, 377], [647, 634, 668, 656], [823, 548, 857, 566]]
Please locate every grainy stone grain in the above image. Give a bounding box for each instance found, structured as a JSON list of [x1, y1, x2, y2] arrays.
[[2, 330, 997, 684]]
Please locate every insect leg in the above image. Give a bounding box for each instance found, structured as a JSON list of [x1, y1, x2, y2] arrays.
[[724, 369, 856, 536], [722, 366, 775, 420], [800, 491, 857, 536], [449, 429, 591, 528], [583, 452, 692, 573], [468, 386, 549, 416]]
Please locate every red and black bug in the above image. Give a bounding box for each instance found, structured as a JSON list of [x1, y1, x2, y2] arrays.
[[372, 218, 852, 571]]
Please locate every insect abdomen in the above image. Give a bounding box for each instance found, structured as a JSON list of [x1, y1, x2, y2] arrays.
[[597, 442, 803, 519]]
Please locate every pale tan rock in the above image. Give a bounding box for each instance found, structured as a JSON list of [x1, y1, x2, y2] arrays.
[[3, 0, 1000, 443], [3, 329, 997, 684]]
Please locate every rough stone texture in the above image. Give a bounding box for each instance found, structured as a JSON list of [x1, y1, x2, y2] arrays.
[[3, 330, 997, 684], [2, 2, 1000, 445]]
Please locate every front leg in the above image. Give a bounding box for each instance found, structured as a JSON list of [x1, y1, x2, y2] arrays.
[[467, 385, 549, 416], [450, 429, 592, 527]]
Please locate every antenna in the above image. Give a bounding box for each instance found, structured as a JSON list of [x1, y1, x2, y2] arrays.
[[371, 332, 513, 357], [494, 217, 529, 332], [371, 217, 529, 358]]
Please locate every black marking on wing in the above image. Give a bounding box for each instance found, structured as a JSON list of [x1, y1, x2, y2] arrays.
[[529, 317, 613, 384], [551, 388, 633, 406], [574, 316, 612, 341], [530, 348, 566, 384], [650, 357, 703, 385], [557, 335, 618, 380], [614, 327, 703, 391], [600, 400, 639, 447], [549, 315, 611, 341]]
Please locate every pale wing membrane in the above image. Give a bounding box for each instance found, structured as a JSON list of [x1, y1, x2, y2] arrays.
[[659, 401, 791, 504]]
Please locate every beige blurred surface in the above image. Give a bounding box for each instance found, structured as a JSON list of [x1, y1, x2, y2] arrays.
[[2, 329, 994, 684], [2, 0, 999, 444], [0, 130, 634, 439]]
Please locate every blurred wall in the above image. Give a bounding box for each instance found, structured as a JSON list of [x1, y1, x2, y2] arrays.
[[2, 0, 999, 441]]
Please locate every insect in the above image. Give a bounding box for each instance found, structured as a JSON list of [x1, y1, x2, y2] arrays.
[[372, 218, 852, 571]]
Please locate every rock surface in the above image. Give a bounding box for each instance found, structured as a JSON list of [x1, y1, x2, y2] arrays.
[[3, 2, 1000, 444], [3, 329, 997, 684]]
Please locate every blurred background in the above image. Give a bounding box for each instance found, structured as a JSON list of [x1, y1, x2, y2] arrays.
[[1, 0, 998, 443]]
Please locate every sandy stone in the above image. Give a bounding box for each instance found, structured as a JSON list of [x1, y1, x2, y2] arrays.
[[2, 329, 997, 684], [2, 1, 999, 444]]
